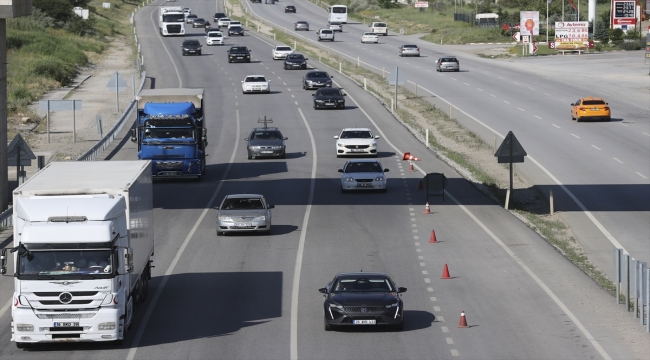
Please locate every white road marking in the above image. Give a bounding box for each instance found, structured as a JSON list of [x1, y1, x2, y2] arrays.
[[451, 78, 457, 81], [517, 108, 525, 112], [490, 94, 496, 97], [571, 133, 580, 139], [503, 100, 510, 104], [409, 208, 414, 211], [283, 82, 287, 85], [619, 123, 628, 127], [411, 218, 416, 221], [636, 172, 648, 179], [422, 270, 428, 274], [552, 124, 561, 128], [463, 83, 470, 86], [544, 93, 551, 96], [415, 242, 420, 246], [446, 338, 454, 345], [427, 287, 433, 292], [477, 88, 483, 92], [498, 77, 504, 79], [430, 297, 437, 301], [643, 132, 650, 137], [410, 213, 415, 216], [420, 262, 426, 267], [413, 236, 419, 240], [294, 101, 298, 105], [613, 157, 624, 164], [424, 278, 431, 283], [416, 248, 422, 252], [291, 94, 295, 98], [451, 349, 459, 356], [290, 108, 318, 360], [127, 110, 243, 360], [592, 145, 601, 150], [418, 255, 424, 260], [513, 82, 520, 85], [441, 326, 449, 332], [438, 316, 445, 322], [0, 299, 11, 321], [534, 115, 542, 119], [528, 87, 535, 90], [433, 306, 441, 311]]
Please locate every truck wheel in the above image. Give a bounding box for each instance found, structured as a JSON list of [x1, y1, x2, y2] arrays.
[[16, 342, 31, 349], [139, 275, 149, 302]]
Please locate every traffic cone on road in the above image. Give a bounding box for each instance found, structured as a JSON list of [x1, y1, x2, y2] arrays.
[[408, 161, 415, 172], [429, 230, 437, 243], [441, 264, 451, 279], [458, 311, 469, 328], [402, 152, 411, 160], [417, 180, 424, 191], [423, 202, 431, 214]]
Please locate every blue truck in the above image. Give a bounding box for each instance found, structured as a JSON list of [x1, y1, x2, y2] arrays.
[[131, 88, 207, 180]]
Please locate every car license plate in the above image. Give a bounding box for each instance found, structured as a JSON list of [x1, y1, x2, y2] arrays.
[[54, 322, 79, 327], [261, 151, 274, 154], [234, 223, 252, 228], [356, 183, 371, 187], [590, 108, 599, 111], [353, 319, 376, 325], [237, 57, 243, 59], [351, 149, 365, 152]]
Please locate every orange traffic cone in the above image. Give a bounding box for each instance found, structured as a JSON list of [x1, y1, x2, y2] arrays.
[[408, 161, 415, 172], [441, 264, 451, 279], [402, 152, 411, 160], [417, 180, 424, 191], [429, 230, 437, 243], [458, 310, 469, 328], [423, 202, 431, 214]]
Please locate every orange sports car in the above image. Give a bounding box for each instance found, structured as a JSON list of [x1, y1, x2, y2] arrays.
[[571, 97, 611, 122]]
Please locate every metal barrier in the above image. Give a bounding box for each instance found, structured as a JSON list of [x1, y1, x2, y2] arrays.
[[0, 207, 12, 228], [613, 248, 649, 332], [77, 71, 146, 161]]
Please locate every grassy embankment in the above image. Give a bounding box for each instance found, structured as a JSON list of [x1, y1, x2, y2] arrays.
[[229, 0, 618, 297]]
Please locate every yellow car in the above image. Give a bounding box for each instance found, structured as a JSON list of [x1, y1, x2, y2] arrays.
[[571, 97, 611, 122]]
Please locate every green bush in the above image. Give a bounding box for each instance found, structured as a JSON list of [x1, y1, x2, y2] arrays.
[[609, 28, 624, 42], [616, 41, 641, 50], [30, 58, 78, 86]]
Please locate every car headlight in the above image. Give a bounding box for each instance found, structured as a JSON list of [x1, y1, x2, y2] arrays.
[[329, 303, 343, 310], [375, 176, 385, 181], [315, 100, 324, 103], [271, 145, 283, 150], [218, 216, 233, 221], [370, 142, 377, 148], [252, 215, 266, 221], [385, 302, 398, 308], [337, 100, 344, 103], [337, 143, 344, 148], [343, 177, 355, 182], [249, 146, 261, 150]]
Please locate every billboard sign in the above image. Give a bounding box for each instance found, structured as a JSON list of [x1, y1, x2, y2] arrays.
[[414, 2, 429, 7], [554, 21, 589, 51], [611, 0, 637, 29], [520, 11, 539, 36]]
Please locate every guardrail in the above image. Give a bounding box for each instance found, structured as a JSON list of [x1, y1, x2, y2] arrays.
[[0, 207, 11, 228], [613, 248, 649, 332]]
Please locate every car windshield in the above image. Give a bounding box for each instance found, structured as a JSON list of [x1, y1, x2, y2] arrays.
[[276, 47, 292, 51], [345, 162, 382, 173], [251, 131, 282, 140], [287, 54, 304, 59], [183, 41, 199, 46], [333, 277, 394, 292], [441, 58, 457, 62], [221, 198, 264, 210], [297, 21, 307, 24], [220, 18, 230, 21], [318, 89, 342, 96], [374, 23, 387, 27], [321, 30, 333, 34], [308, 72, 328, 78], [582, 100, 606, 105], [404, 45, 417, 48], [363, 33, 375, 36], [246, 76, 267, 82], [230, 26, 242, 30], [341, 130, 372, 139], [208, 32, 222, 37], [19, 249, 112, 276], [188, 15, 197, 19], [195, 18, 205, 22], [230, 47, 248, 52]]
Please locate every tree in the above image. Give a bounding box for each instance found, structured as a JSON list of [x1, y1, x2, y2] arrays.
[[33, 0, 75, 24], [593, 20, 609, 44]]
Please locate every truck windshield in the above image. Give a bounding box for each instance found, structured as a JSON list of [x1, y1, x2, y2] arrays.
[[19, 249, 113, 277], [143, 128, 195, 142], [163, 14, 185, 22]]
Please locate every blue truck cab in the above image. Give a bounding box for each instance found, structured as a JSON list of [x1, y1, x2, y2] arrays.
[[132, 88, 207, 180]]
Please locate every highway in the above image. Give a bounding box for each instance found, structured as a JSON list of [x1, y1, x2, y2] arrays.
[[0, 0, 647, 359]]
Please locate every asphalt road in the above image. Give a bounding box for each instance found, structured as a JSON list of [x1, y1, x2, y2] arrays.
[[0, 0, 647, 359]]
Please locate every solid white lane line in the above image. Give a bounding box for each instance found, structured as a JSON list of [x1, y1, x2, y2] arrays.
[[592, 145, 601, 150], [290, 108, 318, 360], [126, 110, 242, 360], [571, 134, 580, 139], [613, 157, 624, 164], [552, 124, 561, 128], [0, 299, 11, 321], [636, 172, 648, 179]]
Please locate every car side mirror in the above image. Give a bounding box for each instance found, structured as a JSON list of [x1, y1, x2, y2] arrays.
[[268, 204, 275, 209], [318, 288, 328, 294], [283, 137, 288, 140], [334, 136, 339, 139], [305, 58, 308, 60], [338, 169, 343, 173], [398, 287, 407, 293], [343, 94, 347, 96], [375, 136, 380, 139], [384, 169, 389, 172], [312, 94, 315, 97], [241, 81, 244, 83], [244, 138, 249, 141]]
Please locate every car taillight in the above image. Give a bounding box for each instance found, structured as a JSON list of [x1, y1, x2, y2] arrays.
[[604, 107, 610, 111], [578, 107, 585, 111]]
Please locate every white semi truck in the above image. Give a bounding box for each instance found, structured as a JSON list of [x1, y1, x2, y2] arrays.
[[159, 6, 186, 36], [1, 161, 154, 348]]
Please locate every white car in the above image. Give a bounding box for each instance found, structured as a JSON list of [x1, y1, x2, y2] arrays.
[[206, 31, 225, 46], [334, 128, 379, 157], [228, 20, 242, 29], [370, 22, 388, 36], [272, 45, 293, 60], [361, 32, 379, 44], [241, 75, 271, 94], [218, 17, 231, 27], [339, 159, 388, 193]]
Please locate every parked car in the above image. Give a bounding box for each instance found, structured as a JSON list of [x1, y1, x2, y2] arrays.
[[317, 29, 335, 41], [284, 53, 308, 70], [399, 44, 420, 57], [571, 97, 611, 122], [361, 32, 379, 43], [312, 88, 346, 110], [294, 21, 309, 31], [435, 56, 459, 72], [216, 194, 274, 235]]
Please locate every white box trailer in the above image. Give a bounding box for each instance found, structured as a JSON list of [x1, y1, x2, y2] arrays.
[[1, 161, 154, 347]]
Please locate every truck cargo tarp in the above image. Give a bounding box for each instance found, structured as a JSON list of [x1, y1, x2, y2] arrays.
[[143, 102, 195, 116]]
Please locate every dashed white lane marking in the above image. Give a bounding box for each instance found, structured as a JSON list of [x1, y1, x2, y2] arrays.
[[613, 157, 624, 164], [413, 236, 419, 240], [643, 132, 650, 136], [430, 297, 437, 301], [438, 316, 445, 322], [409, 208, 414, 211], [490, 94, 496, 97], [498, 77, 504, 79], [441, 326, 449, 333], [411, 218, 416, 221], [513, 82, 520, 85], [415, 242, 420, 246], [416, 248, 422, 253], [412, 229, 417, 233], [552, 124, 561, 128], [294, 101, 298, 105], [477, 88, 483, 92], [265, 67, 269, 70], [619, 123, 629, 127], [424, 278, 431, 283], [534, 115, 542, 119], [503, 100, 510, 104], [406, 197, 412, 200], [637, 172, 648, 179], [287, 88, 291, 92], [422, 270, 428, 274], [517, 108, 525, 112], [427, 287, 433, 292], [433, 306, 441, 311], [283, 82, 287, 85], [571, 134, 580, 139], [592, 145, 601, 150], [235, 102, 239, 106], [451, 349, 459, 356], [418, 256, 424, 260], [544, 93, 551, 96], [420, 262, 426, 266], [446, 338, 454, 345], [528, 87, 535, 90], [0, 299, 11, 321], [410, 213, 415, 216], [463, 83, 470, 86]]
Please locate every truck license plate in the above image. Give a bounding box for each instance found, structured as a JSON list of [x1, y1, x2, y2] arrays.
[[352, 319, 376, 324], [54, 322, 79, 327]]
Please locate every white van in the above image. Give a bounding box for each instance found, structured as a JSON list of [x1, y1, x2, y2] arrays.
[[370, 22, 387, 36]]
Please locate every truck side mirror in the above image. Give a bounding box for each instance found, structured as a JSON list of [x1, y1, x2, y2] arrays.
[[0, 248, 7, 275], [121, 247, 134, 273], [130, 129, 138, 142]]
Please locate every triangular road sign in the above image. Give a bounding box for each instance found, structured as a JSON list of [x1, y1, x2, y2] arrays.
[[495, 131, 527, 163], [7, 133, 36, 166], [106, 71, 128, 92]]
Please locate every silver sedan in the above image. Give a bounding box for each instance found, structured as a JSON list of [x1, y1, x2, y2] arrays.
[[216, 194, 274, 235], [399, 44, 420, 57]]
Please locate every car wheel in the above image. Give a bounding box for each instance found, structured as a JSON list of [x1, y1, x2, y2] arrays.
[[247, 59, 251, 63], [392, 320, 404, 331], [380, 188, 387, 193], [576, 117, 582, 123], [571, 112, 575, 120], [455, 69, 459, 72], [417, 54, 421, 57], [324, 318, 334, 331], [606, 117, 611, 122]]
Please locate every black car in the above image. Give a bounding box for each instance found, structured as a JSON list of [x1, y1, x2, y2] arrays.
[[245, 127, 287, 159], [181, 39, 202, 56], [227, 46, 251, 63], [285, 5, 296, 13], [318, 272, 407, 331], [284, 53, 308, 70], [214, 12, 226, 22], [228, 26, 244, 36], [205, 26, 219, 34], [192, 18, 207, 28], [312, 88, 346, 109], [302, 70, 333, 90]]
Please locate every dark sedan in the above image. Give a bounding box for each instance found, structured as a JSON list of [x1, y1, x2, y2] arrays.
[[302, 70, 333, 90], [229, 26, 244, 36], [181, 39, 202, 56], [312, 88, 346, 109], [227, 46, 251, 63], [284, 53, 308, 70], [192, 18, 207, 28], [319, 272, 407, 331], [245, 127, 287, 159], [285, 5, 296, 13]]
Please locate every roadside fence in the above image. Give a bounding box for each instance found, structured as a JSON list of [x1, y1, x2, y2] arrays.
[[613, 248, 649, 332]]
